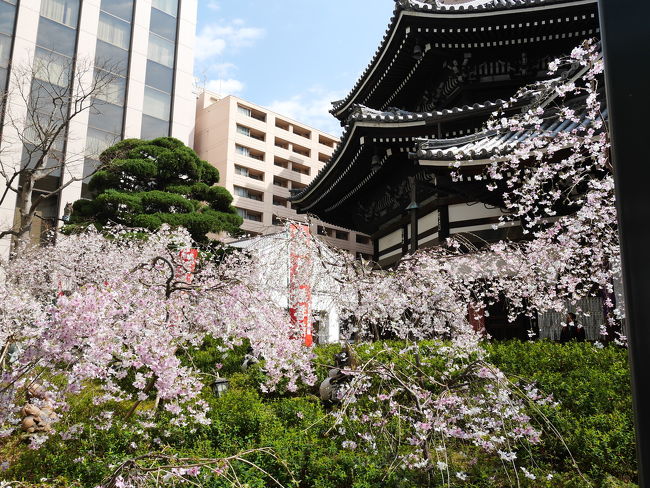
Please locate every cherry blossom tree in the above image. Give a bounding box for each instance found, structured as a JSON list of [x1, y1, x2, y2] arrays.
[[0, 40, 618, 486], [0, 226, 315, 444], [364, 39, 619, 341]]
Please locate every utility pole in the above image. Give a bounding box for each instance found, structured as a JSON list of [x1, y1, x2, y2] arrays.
[[598, 1, 650, 485]]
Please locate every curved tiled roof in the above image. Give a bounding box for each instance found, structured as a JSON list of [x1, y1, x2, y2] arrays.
[[330, 0, 598, 118], [290, 97, 518, 204], [398, 0, 588, 13], [413, 107, 607, 161], [348, 99, 509, 123]]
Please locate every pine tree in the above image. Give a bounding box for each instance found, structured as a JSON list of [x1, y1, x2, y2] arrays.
[[67, 137, 242, 242]]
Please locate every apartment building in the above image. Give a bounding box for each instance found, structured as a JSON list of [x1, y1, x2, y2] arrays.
[[0, 0, 197, 258], [194, 91, 373, 258]]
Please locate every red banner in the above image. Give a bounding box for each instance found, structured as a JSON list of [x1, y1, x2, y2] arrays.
[[177, 248, 199, 284], [288, 223, 313, 346]]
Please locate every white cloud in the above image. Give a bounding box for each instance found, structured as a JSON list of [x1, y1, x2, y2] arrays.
[[206, 1, 220, 11], [194, 33, 226, 60], [267, 87, 345, 137], [195, 20, 265, 61], [211, 62, 237, 78], [204, 78, 245, 96]]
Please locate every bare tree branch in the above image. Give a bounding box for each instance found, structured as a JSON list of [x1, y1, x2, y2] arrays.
[[0, 52, 122, 256]]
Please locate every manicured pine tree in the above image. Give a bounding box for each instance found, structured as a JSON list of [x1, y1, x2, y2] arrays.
[[67, 137, 242, 242]]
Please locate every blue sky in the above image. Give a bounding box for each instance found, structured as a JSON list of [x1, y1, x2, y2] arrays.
[[194, 1, 396, 136]]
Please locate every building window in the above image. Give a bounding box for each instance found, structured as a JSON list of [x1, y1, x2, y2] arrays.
[[356, 235, 371, 245], [147, 35, 174, 67], [335, 230, 349, 241], [150, 8, 176, 40], [272, 215, 283, 226], [97, 12, 130, 49], [235, 144, 264, 161], [293, 126, 311, 139], [37, 13, 78, 57], [83, 0, 134, 194], [140, 0, 178, 139], [237, 103, 266, 122], [236, 124, 265, 141], [275, 118, 290, 130], [100, 0, 133, 22], [236, 207, 262, 222], [152, 0, 178, 17], [274, 138, 289, 150], [0, 1, 17, 95], [319, 135, 336, 148], [40, 0, 79, 28], [274, 157, 289, 169], [292, 163, 310, 176], [273, 195, 288, 207], [292, 144, 310, 158], [234, 164, 263, 181], [234, 186, 263, 201], [235, 144, 249, 157], [142, 86, 171, 120], [317, 226, 334, 237], [273, 176, 288, 188]]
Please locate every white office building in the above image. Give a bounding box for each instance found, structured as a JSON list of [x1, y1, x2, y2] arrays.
[[0, 0, 197, 257]]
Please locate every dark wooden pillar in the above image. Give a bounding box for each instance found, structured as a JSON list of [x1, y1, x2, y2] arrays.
[[599, 1, 650, 485], [372, 237, 379, 264], [407, 176, 418, 254], [438, 205, 450, 242]]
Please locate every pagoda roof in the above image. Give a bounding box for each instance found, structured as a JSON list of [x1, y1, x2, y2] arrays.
[[290, 97, 514, 210], [413, 105, 607, 164], [330, 0, 598, 120], [399, 0, 589, 13], [348, 98, 510, 123]]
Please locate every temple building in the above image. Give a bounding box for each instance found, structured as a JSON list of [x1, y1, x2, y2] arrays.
[[291, 0, 600, 268]]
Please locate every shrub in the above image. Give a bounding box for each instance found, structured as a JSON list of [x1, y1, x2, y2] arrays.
[[0, 341, 636, 488], [486, 340, 636, 484], [67, 137, 242, 241]]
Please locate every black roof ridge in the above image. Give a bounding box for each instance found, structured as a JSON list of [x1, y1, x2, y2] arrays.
[[398, 0, 592, 13]]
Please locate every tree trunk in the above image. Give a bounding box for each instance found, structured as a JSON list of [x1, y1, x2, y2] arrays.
[[13, 176, 34, 256]]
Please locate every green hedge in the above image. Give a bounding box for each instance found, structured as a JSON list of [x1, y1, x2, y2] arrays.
[[486, 341, 636, 484], [0, 341, 636, 487]]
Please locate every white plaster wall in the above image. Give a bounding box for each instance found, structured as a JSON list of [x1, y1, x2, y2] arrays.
[[378, 228, 402, 253], [418, 210, 438, 233], [417, 209, 439, 247], [449, 202, 504, 223], [451, 219, 518, 235]]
